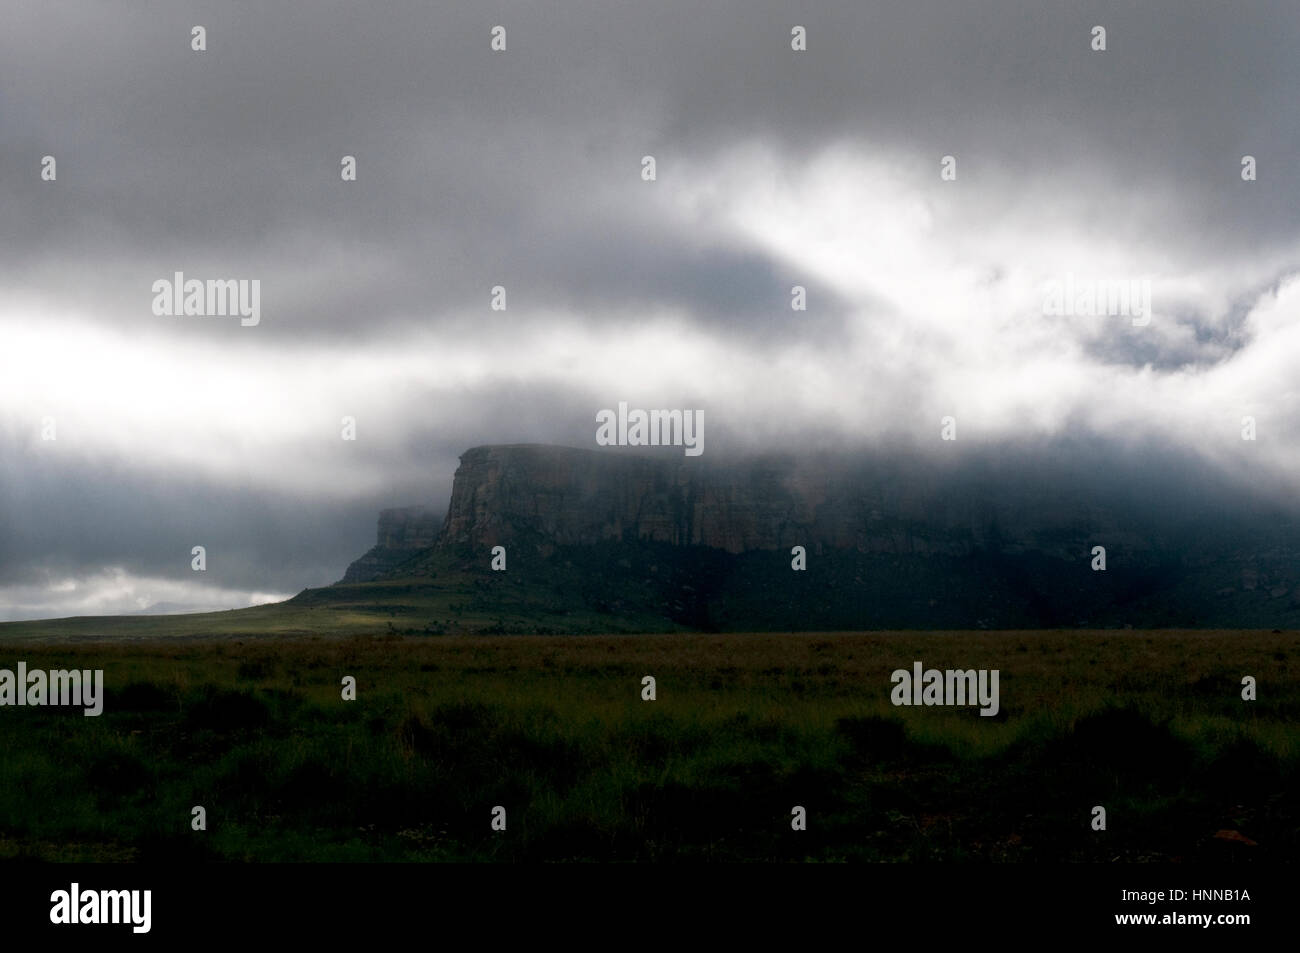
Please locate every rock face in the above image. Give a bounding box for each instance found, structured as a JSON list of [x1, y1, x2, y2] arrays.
[[345, 442, 1217, 572], [434, 444, 1145, 558], [439, 444, 829, 553], [335, 443, 1300, 628], [377, 506, 441, 549], [339, 506, 441, 583]]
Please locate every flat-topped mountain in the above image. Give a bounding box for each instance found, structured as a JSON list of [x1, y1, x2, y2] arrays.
[[439, 443, 847, 553], [333, 442, 1300, 630], [352, 443, 1149, 563]]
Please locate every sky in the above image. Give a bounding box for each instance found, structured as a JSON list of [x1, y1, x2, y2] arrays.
[[2, 0, 1299, 620]]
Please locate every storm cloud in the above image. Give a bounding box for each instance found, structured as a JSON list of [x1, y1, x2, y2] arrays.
[[2, 0, 1299, 619]]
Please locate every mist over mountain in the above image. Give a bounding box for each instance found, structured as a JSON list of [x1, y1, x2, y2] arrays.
[[333, 442, 1300, 630]]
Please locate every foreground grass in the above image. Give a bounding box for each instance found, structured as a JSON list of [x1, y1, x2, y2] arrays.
[[0, 631, 1295, 862]]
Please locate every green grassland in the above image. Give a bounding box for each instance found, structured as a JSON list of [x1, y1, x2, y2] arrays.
[[0, 630, 1294, 862]]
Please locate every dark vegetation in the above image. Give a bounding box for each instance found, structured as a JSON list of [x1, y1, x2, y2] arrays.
[[0, 631, 1293, 862]]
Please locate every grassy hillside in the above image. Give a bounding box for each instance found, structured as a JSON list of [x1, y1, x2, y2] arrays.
[[0, 548, 687, 642]]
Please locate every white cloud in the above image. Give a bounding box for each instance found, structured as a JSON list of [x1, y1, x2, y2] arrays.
[[0, 566, 288, 623]]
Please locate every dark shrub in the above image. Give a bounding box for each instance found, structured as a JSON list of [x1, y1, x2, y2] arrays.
[[114, 681, 175, 713], [184, 688, 272, 733], [835, 715, 908, 760]]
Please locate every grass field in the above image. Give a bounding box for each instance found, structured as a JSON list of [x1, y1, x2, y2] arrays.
[[0, 629, 1294, 862]]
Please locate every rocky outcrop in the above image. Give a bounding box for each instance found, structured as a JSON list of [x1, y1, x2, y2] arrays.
[[343, 443, 1188, 575], [376, 506, 441, 549], [338, 506, 441, 583], [333, 443, 1300, 628], [434, 444, 1144, 558], [438, 444, 830, 553]]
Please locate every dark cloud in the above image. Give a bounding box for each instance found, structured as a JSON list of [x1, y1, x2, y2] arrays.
[[2, 0, 1299, 618]]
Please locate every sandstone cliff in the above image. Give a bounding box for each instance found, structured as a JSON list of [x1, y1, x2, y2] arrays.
[[432, 444, 1149, 557], [335, 443, 1300, 628], [345, 442, 1165, 576], [338, 506, 441, 583]]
